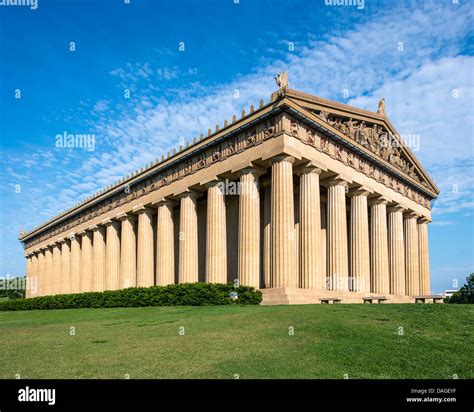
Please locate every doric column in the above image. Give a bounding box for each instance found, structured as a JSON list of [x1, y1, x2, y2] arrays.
[[156, 200, 175, 285], [103, 219, 121, 291], [205, 181, 227, 283], [238, 167, 261, 289], [79, 230, 93, 292], [388, 205, 406, 295], [178, 191, 199, 283], [325, 178, 349, 291], [296, 165, 324, 289], [348, 188, 371, 293], [270, 156, 296, 288], [135, 206, 155, 287], [320, 201, 327, 288], [52, 243, 61, 295], [37, 249, 46, 296], [69, 234, 81, 293], [369, 197, 390, 294], [404, 212, 420, 296], [30, 253, 39, 297], [262, 180, 272, 288], [44, 246, 53, 295], [91, 225, 106, 292], [118, 213, 137, 289], [60, 239, 71, 294], [418, 218, 431, 295], [25, 255, 32, 298]]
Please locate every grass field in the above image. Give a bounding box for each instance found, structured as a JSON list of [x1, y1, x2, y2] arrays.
[[0, 304, 472, 379]]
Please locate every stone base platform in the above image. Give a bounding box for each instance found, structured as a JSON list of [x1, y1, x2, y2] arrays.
[[260, 288, 425, 305]]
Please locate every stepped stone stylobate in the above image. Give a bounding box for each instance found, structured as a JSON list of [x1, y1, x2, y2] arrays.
[[19, 74, 439, 304]]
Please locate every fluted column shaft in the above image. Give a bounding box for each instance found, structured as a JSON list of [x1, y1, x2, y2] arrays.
[[263, 182, 272, 288], [92, 226, 106, 292], [388, 207, 405, 295], [25, 256, 32, 298], [349, 190, 370, 293], [30, 253, 38, 297], [105, 221, 121, 290], [418, 220, 431, 295], [52, 244, 61, 295], [44, 247, 53, 295], [156, 201, 175, 285], [178, 193, 199, 283], [298, 167, 323, 289], [238, 168, 261, 289], [326, 179, 349, 291], [69, 235, 81, 293], [137, 208, 155, 287], [80, 231, 93, 292], [38, 250, 46, 296], [206, 182, 227, 283], [404, 214, 420, 296], [120, 215, 137, 289], [60, 240, 71, 294], [370, 199, 389, 294], [270, 157, 296, 288]]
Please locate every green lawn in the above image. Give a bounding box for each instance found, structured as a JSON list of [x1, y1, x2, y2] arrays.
[[0, 304, 472, 379]]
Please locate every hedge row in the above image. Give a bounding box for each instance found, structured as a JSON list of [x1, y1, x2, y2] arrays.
[[0, 283, 262, 311]]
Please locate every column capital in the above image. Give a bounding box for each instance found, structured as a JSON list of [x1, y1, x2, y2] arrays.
[[348, 185, 373, 198], [404, 210, 420, 220], [132, 204, 154, 214], [174, 188, 202, 200], [116, 212, 136, 222], [320, 174, 351, 188], [294, 163, 324, 177], [88, 224, 102, 232], [58, 238, 68, 244], [231, 161, 266, 176], [67, 232, 77, 241], [151, 197, 177, 207], [387, 203, 406, 213], [418, 216, 431, 224], [269, 154, 295, 166], [368, 195, 391, 206], [77, 229, 92, 236]]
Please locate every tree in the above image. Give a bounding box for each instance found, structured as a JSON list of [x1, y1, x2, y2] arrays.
[[447, 274, 474, 304]]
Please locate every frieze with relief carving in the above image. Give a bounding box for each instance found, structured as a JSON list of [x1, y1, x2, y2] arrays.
[[24, 115, 282, 250], [287, 115, 430, 209]]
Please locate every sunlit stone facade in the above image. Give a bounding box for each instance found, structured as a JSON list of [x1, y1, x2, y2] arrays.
[[20, 74, 439, 304]]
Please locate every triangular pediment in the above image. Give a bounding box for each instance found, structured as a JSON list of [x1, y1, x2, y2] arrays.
[[283, 89, 439, 197]]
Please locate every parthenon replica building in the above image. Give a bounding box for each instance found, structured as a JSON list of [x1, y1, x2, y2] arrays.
[[20, 74, 439, 304]]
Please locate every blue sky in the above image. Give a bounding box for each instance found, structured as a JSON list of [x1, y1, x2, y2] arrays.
[[0, 0, 472, 293]]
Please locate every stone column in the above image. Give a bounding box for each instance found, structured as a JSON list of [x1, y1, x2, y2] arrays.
[[348, 188, 371, 293], [262, 181, 272, 288], [205, 181, 227, 283], [79, 230, 93, 292], [118, 213, 137, 289], [30, 253, 39, 297], [60, 239, 71, 294], [325, 178, 349, 291], [44, 246, 53, 295], [25, 255, 32, 298], [270, 156, 296, 288], [404, 212, 420, 296], [238, 168, 261, 289], [418, 218, 431, 295], [135, 206, 155, 287], [178, 191, 199, 283], [369, 197, 390, 294], [297, 165, 324, 289], [103, 219, 121, 291], [388, 205, 406, 295], [320, 201, 327, 288], [91, 225, 106, 292], [156, 200, 175, 285], [37, 249, 46, 296], [69, 234, 81, 294], [52, 243, 61, 295]]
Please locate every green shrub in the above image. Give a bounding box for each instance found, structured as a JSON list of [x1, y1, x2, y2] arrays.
[[0, 283, 262, 311]]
